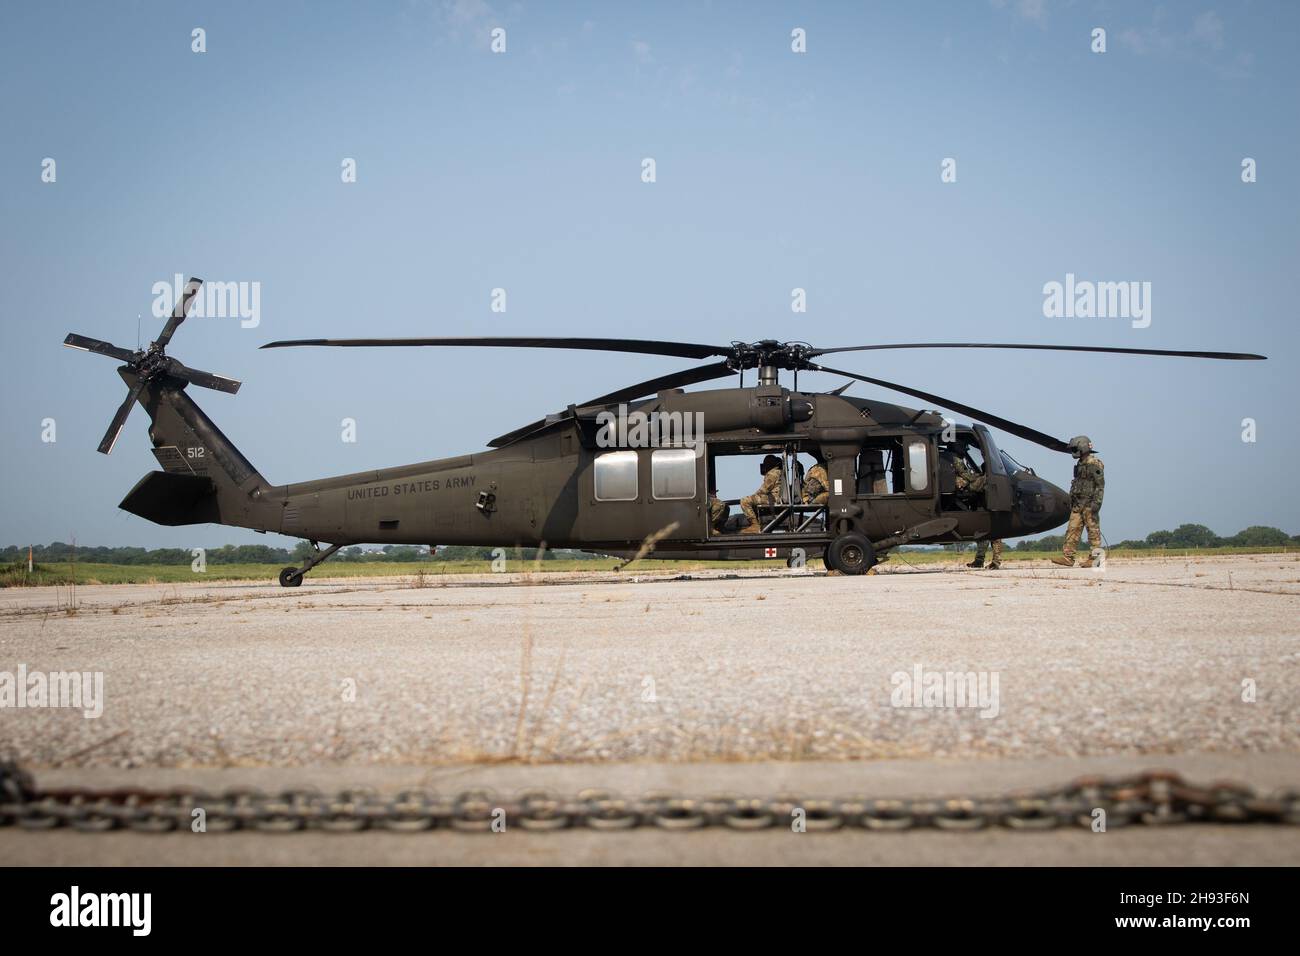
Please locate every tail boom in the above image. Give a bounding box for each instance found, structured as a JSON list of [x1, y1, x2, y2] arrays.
[[120, 370, 276, 531]]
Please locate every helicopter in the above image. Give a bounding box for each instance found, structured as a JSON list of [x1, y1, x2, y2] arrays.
[[64, 278, 1266, 585]]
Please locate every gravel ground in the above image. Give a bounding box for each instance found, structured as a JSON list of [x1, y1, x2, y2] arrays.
[[1, 554, 1297, 770]]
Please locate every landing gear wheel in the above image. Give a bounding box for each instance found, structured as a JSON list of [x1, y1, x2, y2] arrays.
[[279, 567, 304, 588], [822, 553, 834, 571], [827, 533, 876, 576]]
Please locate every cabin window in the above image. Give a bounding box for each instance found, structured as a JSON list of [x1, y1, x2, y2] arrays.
[[906, 440, 930, 492], [857, 441, 901, 494], [594, 450, 638, 501], [651, 448, 696, 500]]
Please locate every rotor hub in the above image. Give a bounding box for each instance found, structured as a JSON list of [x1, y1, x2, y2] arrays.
[[726, 340, 814, 372], [135, 346, 172, 382]]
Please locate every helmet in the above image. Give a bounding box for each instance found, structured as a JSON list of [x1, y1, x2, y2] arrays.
[[760, 454, 782, 472], [1067, 435, 1093, 458]]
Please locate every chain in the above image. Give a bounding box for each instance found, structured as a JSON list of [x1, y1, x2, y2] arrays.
[[1, 764, 1296, 833]]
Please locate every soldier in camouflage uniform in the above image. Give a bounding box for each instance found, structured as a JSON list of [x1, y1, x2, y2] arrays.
[[801, 455, 830, 506], [949, 447, 1003, 568], [740, 454, 785, 534], [707, 487, 728, 533], [968, 538, 1003, 570], [952, 454, 985, 495], [1052, 435, 1104, 567]]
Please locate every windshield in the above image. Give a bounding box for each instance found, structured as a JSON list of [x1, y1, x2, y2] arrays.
[[972, 424, 1006, 476], [1000, 450, 1031, 475]]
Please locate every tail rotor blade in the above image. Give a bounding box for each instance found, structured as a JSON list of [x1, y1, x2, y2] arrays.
[[154, 278, 203, 349], [172, 363, 241, 394], [97, 380, 147, 455], [64, 334, 136, 363]]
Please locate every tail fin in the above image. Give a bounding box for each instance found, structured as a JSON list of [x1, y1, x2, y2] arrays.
[[118, 370, 276, 531]]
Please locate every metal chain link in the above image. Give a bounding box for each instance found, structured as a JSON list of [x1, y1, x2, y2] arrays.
[[1, 763, 1296, 834]]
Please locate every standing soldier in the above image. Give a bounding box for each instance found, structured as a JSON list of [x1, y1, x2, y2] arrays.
[[967, 539, 1003, 570], [1052, 435, 1104, 567], [740, 454, 785, 534], [802, 454, 830, 507]]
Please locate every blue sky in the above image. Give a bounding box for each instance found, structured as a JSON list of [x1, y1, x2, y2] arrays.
[[1, 1, 1296, 548]]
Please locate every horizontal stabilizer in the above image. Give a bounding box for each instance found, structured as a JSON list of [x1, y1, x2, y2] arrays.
[[119, 471, 219, 526]]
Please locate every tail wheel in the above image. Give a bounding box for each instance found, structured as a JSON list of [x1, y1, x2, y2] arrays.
[[279, 567, 304, 588], [827, 533, 876, 575]]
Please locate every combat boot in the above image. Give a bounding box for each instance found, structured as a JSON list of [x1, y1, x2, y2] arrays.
[[986, 561, 1001, 570], [1078, 556, 1094, 568], [967, 555, 984, 569], [1050, 555, 1075, 567], [739, 523, 761, 535]]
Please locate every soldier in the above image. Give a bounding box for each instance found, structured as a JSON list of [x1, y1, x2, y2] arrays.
[[740, 454, 785, 534], [968, 538, 1003, 570], [1052, 435, 1104, 568], [707, 487, 728, 533], [802, 454, 830, 506], [951, 449, 985, 496], [949, 446, 1003, 569]]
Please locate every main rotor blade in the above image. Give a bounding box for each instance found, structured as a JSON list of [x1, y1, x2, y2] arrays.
[[487, 361, 736, 448], [579, 360, 736, 408], [811, 342, 1267, 361], [809, 363, 1072, 453], [172, 364, 242, 394], [97, 380, 147, 455], [260, 336, 730, 361], [154, 278, 204, 349], [64, 333, 135, 363]]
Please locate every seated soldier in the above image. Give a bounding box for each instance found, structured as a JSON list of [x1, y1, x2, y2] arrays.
[[740, 454, 785, 534], [949, 445, 986, 498], [707, 486, 728, 533], [802, 454, 829, 506]]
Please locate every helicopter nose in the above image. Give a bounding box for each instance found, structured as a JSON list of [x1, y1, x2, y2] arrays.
[[1049, 489, 1071, 527], [1008, 477, 1072, 535]]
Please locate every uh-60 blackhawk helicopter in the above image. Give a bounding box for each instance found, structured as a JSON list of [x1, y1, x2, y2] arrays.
[[65, 278, 1265, 585]]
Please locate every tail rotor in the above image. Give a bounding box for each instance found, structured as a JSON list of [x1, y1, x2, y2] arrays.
[[63, 277, 242, 454]]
